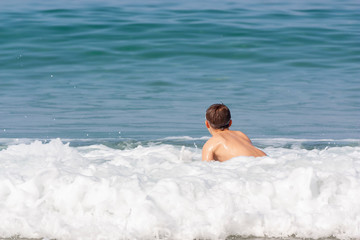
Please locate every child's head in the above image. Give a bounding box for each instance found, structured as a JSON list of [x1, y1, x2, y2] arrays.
[[206, 103, 232, 130]]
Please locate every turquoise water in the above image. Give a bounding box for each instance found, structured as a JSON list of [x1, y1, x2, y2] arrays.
[[1, 2, 360, 239], [0, 0, 359, 140]]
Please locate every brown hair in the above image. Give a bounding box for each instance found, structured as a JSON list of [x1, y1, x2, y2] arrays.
[[206, 103, 231, 130]]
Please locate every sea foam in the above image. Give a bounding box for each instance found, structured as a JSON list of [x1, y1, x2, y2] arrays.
[[0, 139, 359, 240]]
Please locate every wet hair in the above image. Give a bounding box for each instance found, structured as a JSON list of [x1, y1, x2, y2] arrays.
[[206, 103, 231, 130]]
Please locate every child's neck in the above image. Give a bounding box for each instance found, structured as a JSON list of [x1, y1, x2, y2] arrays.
[[210, 128, 230, 135]]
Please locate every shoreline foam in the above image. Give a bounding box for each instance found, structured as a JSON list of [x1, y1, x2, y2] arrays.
[[0, 139, 359, 239]]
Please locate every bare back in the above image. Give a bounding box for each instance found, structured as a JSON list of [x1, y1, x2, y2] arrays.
[[202, 130, 266, 162]]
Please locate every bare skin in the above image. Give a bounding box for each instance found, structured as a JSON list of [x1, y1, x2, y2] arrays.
[[202, 120, 266, 162]]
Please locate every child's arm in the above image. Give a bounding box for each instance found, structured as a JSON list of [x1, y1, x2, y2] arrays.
[[202, 140, 215, 161]]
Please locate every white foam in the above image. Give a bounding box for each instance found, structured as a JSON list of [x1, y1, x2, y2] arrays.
[[159, 136, 210, 141], [0, 139, 360, 239]]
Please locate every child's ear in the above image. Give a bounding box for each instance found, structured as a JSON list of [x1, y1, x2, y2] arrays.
[[229, 120, 232, 127], [205, 120, 210, 129]]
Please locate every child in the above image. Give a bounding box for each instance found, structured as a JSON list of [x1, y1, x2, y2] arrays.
[[202, 103, 266, 162]]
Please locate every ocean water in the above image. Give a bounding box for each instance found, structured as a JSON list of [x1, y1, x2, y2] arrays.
[[1, 0, 360, 239]]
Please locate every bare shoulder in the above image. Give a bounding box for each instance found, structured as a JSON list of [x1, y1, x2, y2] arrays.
[[232, 130, 252, 142], [202, 136, 222, 161], [203, 136, 221, 149]]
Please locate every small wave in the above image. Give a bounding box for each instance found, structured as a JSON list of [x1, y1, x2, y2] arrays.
[[160, 136, 210, 141], [0, 139, 360, 239], [253, 138, 360, 149]]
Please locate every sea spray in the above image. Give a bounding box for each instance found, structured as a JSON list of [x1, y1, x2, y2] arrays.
[[0, 139, 359, 239]]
